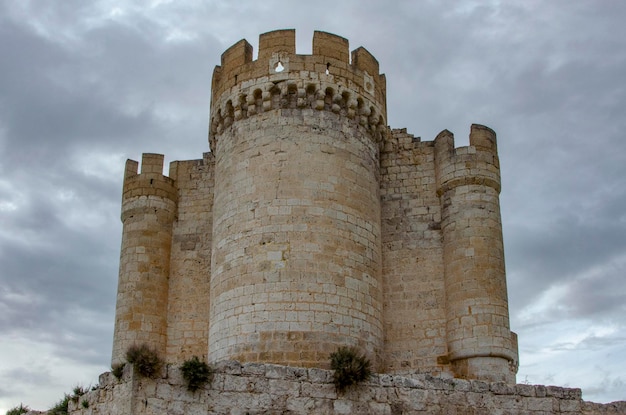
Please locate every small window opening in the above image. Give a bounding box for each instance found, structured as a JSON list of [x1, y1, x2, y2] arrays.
[[325, 62, 330, 75], [274, 61, 285, 72]]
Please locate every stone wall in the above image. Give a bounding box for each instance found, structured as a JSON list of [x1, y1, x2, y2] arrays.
[[166, 152, 216, 363], [380, 129, 446, 375], [57, 362, 625, 415]]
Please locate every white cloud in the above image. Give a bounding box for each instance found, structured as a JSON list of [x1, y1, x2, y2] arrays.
[[0, 338, 106, 413]]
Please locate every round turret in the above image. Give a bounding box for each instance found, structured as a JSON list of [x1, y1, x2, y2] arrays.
[[434, 125, 518, 383], [112, 154, 177, 365], [208, 29, 387, 368]]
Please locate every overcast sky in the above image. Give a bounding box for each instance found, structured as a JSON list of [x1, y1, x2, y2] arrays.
[[1, 0, 625, 411]]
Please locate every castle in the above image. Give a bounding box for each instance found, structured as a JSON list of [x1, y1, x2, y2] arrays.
[[11, 27, 626, 415], [39, 28, 625, 415], [112, 28, 519, 385]]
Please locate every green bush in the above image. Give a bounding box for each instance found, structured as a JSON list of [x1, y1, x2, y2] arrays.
[[111, 362, 125, 379], [81, 399, 89, 409], [72, 385, 86, 396], [125, 343, 163, 378], [70, 385, 86, 403], [181, 356, 213, 392], [48, 393, 70, 415], [329, 346, 372, 393], [6, 403, 29, 415]]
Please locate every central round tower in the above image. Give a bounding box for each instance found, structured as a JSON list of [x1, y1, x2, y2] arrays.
[[208, 30, 387, 368]]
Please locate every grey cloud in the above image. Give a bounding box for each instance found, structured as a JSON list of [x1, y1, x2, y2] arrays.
[[0, 367, 54, 390], [0, 6, 221, 173], [506, 185, 626, 313], [562, 272, 626, 320], [0, 22, 155, 168], [0, 170, 119, 367], [0, 233, 118, 329], [577, 335, 626, 351], [583, 375, 626, 404]]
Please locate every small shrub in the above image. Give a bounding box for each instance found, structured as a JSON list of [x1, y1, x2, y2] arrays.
[[125, 343, 163, 378], [6, 403, 29, 415], [181, 356, 213, 392], [329, 346, 372, 393], [111, 362, 125, 379], [48, 393, 70, 415], [81, 399, 89, 409], [72, 385, 86, 396], [71, 385, 86, 403]]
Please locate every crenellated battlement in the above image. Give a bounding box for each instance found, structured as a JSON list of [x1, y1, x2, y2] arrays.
[[381, 128, 426, 154], [209, 30, 387, 153], [120, 153, 177, 223], [211, 30, 384, 104], [434, 124, 501, 197], [122, 154, 176, 199]]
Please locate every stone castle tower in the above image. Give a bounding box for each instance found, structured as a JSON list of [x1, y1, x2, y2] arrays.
[[112, 29, 518, 384]]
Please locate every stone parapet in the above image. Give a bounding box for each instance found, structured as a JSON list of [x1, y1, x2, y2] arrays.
[[209, 29, 387, 154], [63, 363, 624, 415], [122, 154, 177, 206], [211, 30, 385, 110], [434, 124, 501, 197]]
